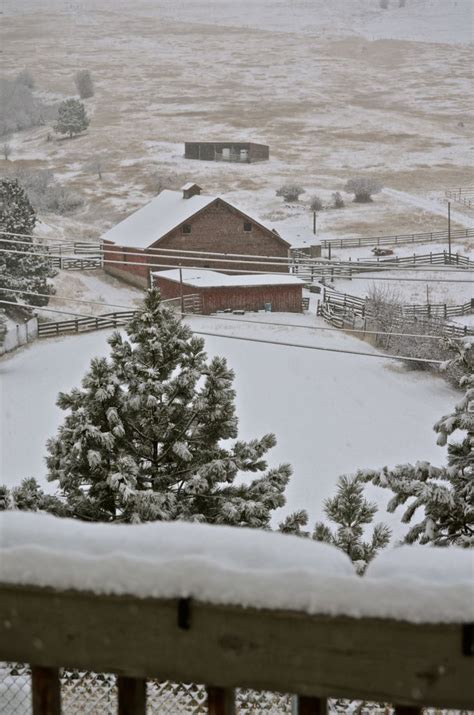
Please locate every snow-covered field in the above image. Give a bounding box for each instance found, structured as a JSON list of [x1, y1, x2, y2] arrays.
[[0, 313, 456, 536], [1, 0, 473, 245]]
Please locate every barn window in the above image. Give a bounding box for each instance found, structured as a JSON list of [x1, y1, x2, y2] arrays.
[[243, 221, 252, 232], [182, 224, 192, 234]]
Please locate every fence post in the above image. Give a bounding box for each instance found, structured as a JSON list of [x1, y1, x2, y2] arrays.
[[32, 666, 61, 715], [296, 696, 328, 714], [117, 676, 146, 715], [206, 686, 236, 715]]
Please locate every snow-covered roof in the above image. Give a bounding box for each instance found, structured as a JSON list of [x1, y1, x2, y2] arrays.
[[1, 512, 473, 623], [102, 189, 282, 249], [153, 268, 304, 288]]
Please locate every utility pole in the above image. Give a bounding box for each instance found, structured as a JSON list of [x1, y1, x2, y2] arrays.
[[448, 200, 452, 261], [179, 266, 184, 318]]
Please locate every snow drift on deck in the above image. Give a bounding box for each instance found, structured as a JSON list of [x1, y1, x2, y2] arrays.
[[1, 513, 473, 623]]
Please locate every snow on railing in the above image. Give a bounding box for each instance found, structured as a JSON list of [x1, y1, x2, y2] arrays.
[[0, 512, 472, 714]]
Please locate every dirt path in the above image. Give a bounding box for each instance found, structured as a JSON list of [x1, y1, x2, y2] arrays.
[[383, 188, 474, 229]]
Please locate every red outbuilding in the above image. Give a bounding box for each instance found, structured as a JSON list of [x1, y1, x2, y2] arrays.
[[153, 269, 305, 314]]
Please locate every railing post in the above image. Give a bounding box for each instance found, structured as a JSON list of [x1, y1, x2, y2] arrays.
[[31, 666, 61, 715], [117, 675, 146, 714], [206, 686, 236, 714], [296, 696, 328, 714]]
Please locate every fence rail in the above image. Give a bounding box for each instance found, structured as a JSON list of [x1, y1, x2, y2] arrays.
[[320, 227, 474, 250], [445, 187, 474, 210], [37, 296, 202, 339], [319, 289, 474, 337], [0, 582, 472, 714]]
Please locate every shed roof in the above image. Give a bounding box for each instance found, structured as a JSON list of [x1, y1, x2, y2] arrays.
[[102, 189, 285, 249], [153, 269, 304, 289]]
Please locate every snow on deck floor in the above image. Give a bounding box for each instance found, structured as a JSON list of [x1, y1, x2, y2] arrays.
[[0, 313, 457, 535], [1, 512, 473, 623]]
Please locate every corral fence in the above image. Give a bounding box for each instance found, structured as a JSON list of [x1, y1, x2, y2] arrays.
[[318, 289, 474, 338], [445, 187, 474, 210], [37, 295, 203, 339], [291, 251, 472, 282], [320, 227, 474, 250]]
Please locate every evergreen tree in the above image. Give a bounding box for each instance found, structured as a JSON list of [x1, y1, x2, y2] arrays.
[[0, 478, 67, 516], [360, 341, 474, 547], [0, 178, 55, 306], [312, 476, 391, 574], [55, 98, 89, 138], [44, 289, 293, 525], [278, 478, 390, 574]]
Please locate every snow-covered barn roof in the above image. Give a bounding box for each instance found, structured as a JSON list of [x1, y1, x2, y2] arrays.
[[153, 269, 304, 288], [102, 189, 285, 249]]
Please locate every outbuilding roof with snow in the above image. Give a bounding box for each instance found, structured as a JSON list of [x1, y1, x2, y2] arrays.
[[102, 187, 286, 250], [153, 269, 304, 288]]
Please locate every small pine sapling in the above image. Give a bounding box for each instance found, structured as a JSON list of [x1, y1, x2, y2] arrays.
[[312, 475, 391, 574]]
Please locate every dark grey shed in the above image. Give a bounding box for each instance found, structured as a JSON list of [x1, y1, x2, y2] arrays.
[[184, 142, 269, 163]]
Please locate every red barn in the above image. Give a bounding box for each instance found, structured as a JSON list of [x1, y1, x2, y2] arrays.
[[103, 184, 290, 289], [153, 269, 304, 314]]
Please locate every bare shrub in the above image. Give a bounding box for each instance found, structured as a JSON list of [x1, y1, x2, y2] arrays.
[[10, 168, 84, 215], [1, 143, 12, 160], [331, 191, 344, 209], [276, 183, 305, 202], [380, 0, 389, 8], [310, 195, 324, 211], [85, 157, 106, 180], [344, 177, 383, 203], [16, 69, 35, 89], [366, 284, 462, 385], [0, 79, 50, 137], [74, 70, 94, 99]]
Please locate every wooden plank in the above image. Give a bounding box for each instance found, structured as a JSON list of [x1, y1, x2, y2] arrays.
[[393, 707, 422, 715], [0, 584, 472, 709], [31, 666, 61, 715], [117, 675, 146, 714], [206, 686, 236, 714], [297, 696, 327, 714]]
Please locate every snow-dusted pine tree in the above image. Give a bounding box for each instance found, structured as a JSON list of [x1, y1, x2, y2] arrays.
[[360, 341, 474, 547], [55, 98, 89, 138], [312, 475, 391, 574], [44, 289, 293, 525], [278, 477, 390, 573], [0, 178, 55, 306]]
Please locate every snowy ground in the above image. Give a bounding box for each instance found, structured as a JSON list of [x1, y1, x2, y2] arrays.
[[0, 313, 457, 538], [328, 268, 473, 305]]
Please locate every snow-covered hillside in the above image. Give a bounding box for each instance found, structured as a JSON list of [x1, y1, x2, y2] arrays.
[[0, 314, 456, 535]]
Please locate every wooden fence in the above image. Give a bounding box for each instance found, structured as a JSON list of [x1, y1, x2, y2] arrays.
[[0, 582, 472, 715], [292, 251, 473, 283], [37, 296, 203, 339], [49, 255, 102, 270], [320, 227, 474, 250], [445, 187, 474, 210], [319, 290, 474, 338]]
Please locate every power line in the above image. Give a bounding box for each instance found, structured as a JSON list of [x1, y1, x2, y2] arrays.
[[0, 246, 473, 282], [0, 286, 459, 342], [1, 234, 473, 273], [0, 298, 444, 366]]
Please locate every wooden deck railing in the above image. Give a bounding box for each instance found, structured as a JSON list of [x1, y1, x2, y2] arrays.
[[0, 583, 472, 714]]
